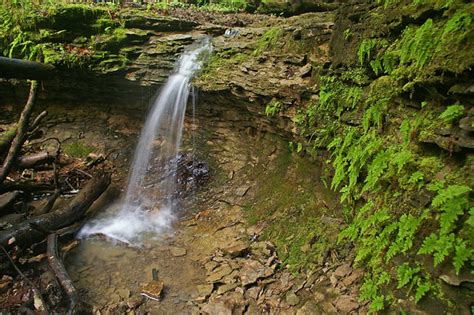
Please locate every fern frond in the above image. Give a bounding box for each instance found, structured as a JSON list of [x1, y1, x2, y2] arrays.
[[396, 263, 420, 289], [415, 278, 431, 303], [453, 239, 473, 275]]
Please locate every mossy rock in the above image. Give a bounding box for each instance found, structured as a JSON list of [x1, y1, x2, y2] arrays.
[[122, 14, 197, 32], [37, 5, 110, 36], [257, 0, 339, 16], [63, 141, 94, 158]]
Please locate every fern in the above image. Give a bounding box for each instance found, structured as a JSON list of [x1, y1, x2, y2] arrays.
[[363, 98, 388, 131], [418, 233, 455, 266], [407, 171, 424, 189], [399, 19, 438, 69], [386, 214, 425, 262], [432, 185, 470, 234], [397, 263, 420, 289], [391, 149, 412, 174], [360, 276, 386, 313], [453, 239, 473, 275], [439, 104, 464, 123], [437, 10, 472, 55], [399, 119, 412, 145], [370, 58, 383, 75], [265, 99, 283, 116], [381, 52, 397, 74], [432, 184, 470, 207], [358, 39, 377, 64], [345, 86, 363, 109], [362, 149, 390, 193], [415, 278, 431, 303], [467, 207, 474, 227]]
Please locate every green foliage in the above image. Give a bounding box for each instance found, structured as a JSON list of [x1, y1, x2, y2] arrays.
[[302, 1, 474, 312], [343, 28, 353, 40], [399, 18, 437, 69], [362, 149, 390, 193], [418, 233, 455, 266], [439, 104, 465, 123], [386, 213, 425, 262], [254, 27, 282, 55], [416, 185, 472, 273], [415, 278, 431, 303], [359, 272, 389, 313], [396, 263, 420, 289], [432, 184, 470, 234], [406, 171, 425, 189], [63, 141, 94, 158], [396, 263, 431, 302], [358, 39, 377, 64], [265, 99, 283, 116], [452, 239, 473, 275], [381, 5, 473, 78]]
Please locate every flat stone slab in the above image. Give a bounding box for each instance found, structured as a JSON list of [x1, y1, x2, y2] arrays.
[[170, 246, 187, 257]]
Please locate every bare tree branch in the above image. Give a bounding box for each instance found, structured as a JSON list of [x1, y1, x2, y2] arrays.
[[0, 81, 39, 183]]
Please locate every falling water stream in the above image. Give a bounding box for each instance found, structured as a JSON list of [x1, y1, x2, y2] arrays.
[[79, 38, 212, 244]]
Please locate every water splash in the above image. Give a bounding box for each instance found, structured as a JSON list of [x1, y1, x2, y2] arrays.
[[79, 38, 212, 244]]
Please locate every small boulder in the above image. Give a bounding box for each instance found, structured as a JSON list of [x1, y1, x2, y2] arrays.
[[196, 284, 214, 297], [296, 300, 320, 315], [217, 283, 240, 295], [239, 260, 274, 286], [334, 295, 359, 313], [286, 291, 300, 306], [334, 263, 352, 278], [141, 280, 164, 301], [223, 242, 249, 258], [170, 246, 187, 257]]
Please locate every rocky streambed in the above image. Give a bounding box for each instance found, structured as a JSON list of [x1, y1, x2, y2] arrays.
[[30, 89, 358, 314]]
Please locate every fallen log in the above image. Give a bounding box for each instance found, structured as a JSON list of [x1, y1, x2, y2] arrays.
[[0, 81, 39, 184], [0, 191, 21, 216], [17, 150, 58, 169], [0, 182, 54, 194], [0, 57, 55, 80], [0, 111, 48, 156], [37, 189, 61, 216], [47, 233, 78, 312], [0, 125, 17, 154], [0, 172, 111, 247]]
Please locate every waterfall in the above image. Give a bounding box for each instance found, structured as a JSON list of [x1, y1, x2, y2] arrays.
[[79, 37, 212, 244]]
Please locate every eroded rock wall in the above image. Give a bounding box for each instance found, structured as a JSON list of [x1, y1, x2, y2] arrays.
[[194, 1, 473, 313]]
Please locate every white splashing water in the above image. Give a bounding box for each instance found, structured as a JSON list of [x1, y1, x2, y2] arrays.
[[79, 38, 212, 245]]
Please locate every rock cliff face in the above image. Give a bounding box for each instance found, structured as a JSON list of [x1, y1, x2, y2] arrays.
[[0, 6, 268, 104], [194, 1, 473, 313]]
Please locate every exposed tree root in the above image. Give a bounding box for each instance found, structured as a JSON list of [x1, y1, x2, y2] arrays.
[[47, 233, 78, 313], [0, 172, 111, 247], [0, 81, 39, 184]]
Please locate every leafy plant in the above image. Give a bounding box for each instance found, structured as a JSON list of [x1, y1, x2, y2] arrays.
[[358, 39, 377, 64], [397, 263, 420, 289], [385, 213, 425, 262], [265, 99, 283, 116], [439, 104, 464, 123], [254, 27, 282, 55]]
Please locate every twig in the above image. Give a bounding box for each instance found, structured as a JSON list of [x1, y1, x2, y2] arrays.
[[39, 189, 61, 215], [0, 81, 39, 184], [0, 181, 54, 194], [26, 110, 48, 140], [47, 233, 78, 313], [72, 168, 92, 178], [29, 110, 48, 132], [0, 245, 48, 313]]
